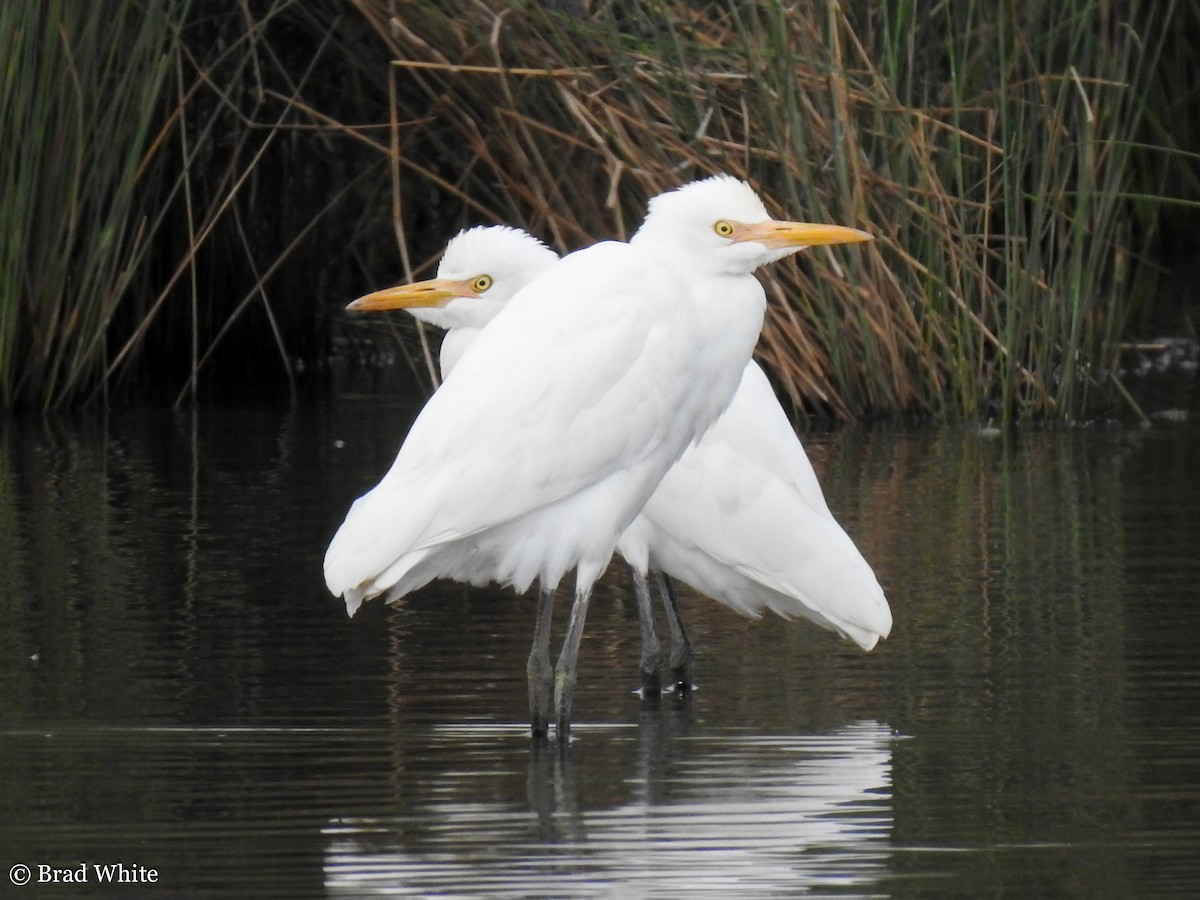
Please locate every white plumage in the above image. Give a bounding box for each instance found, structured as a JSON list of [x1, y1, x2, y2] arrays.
[[325, 176, 878, 732], [617, 360, 892, 651]]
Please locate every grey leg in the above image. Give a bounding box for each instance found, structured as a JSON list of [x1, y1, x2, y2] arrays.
[[658, 572, 695, 691], [554, 586, 592, 736], [528, 584, 555, 738], [631, 567, 664, 694]]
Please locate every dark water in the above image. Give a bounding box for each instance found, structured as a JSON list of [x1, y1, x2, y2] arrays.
[[2, 383, 1199, 898]]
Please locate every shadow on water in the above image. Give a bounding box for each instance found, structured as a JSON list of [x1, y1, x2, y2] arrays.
[[1, 383, 1199, 897]]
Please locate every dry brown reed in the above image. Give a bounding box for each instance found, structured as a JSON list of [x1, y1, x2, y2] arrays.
[[340, 0, 1188, 421]]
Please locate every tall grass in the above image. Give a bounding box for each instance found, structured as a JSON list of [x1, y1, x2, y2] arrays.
[[0, 0, 180, 409], [348, 0, 1191, 421], [0, 0, 394, 410], [1, 0, 1194, 417]]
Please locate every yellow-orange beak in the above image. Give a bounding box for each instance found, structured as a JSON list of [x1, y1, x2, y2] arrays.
[[734, 220, 873, 249], [346, 277, 472, 312]]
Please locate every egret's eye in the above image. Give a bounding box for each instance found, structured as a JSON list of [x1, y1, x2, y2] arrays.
[[471, 274, 494, 293], [713, 220, 736, 238]]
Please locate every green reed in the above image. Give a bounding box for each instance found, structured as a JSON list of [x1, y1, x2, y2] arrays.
[[0, 1, 183, 408], [0, 0, 385, 410]]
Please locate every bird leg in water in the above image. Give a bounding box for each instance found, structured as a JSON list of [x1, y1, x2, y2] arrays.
[[554, 586, 592, 735], [527, 584, 556, 737], [630, 567, 664, 694], [658, 573, 695, 691]]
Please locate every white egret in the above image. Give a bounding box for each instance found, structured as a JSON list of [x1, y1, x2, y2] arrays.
[[348, 223, 891, 698], [325, 175, 873, 735]]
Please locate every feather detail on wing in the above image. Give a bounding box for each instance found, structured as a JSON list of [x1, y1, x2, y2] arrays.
[[625, 363, 892, 649]]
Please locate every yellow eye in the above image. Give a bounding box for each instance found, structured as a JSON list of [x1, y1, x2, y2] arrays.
[[471, 274, 494, 293], [713, 220, 736, 238]]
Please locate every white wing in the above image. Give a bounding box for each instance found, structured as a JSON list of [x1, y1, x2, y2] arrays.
[[621, 362, 892, 650]]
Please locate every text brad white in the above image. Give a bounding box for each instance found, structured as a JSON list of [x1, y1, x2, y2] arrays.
[[33, 863, 158, 884]]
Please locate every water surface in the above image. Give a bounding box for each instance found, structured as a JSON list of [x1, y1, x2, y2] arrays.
[[2, 387, 1199, 897]]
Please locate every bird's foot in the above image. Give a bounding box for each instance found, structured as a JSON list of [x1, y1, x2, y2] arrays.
[[639, 665, 663, 697], [528, 661, 554, 739], [670, 663, 696, 693]]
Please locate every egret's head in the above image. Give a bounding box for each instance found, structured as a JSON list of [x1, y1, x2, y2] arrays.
[[631, 175, 872, 273], [346, 226, 559, 329]]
